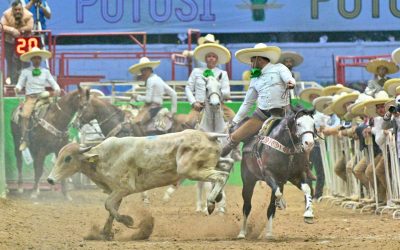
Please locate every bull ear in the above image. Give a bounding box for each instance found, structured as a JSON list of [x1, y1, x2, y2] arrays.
[[83, 153, 99, 164]]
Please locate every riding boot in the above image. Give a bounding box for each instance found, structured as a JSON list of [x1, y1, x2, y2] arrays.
[[19, 117, 30, 151], [221, 136, 239, 157]]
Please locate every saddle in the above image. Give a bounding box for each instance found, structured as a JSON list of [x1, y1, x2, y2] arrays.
[[143, 108, 173, 134], [242, 117, 282, 153], [12, 92, 52, 125]]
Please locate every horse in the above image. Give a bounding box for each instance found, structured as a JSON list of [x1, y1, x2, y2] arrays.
[[11, 87, 88, 199], [235, 107, 316, 239]]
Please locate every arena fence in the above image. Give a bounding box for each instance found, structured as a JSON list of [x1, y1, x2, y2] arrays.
[[0, 72, 6, 198]]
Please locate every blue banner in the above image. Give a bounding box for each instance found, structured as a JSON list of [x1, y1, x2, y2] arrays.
[[1, 0, 400, 34]]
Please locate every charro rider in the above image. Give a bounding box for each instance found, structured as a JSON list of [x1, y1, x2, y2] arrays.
[[129, 57, 177, 130], [15, 47, 60, 150], [185, 39, 236, 122], [278, 50, 304, 81], [220, 43, 295, 156], [364, 58, 399, 97]]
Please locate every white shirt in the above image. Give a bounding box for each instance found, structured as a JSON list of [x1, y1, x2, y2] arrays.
[[314, 111, 330, 129], [233, 63, 295, 124], [185, 67, 230, 105], [371, 116, 385, 151], [16, 66, 60, 95], [137, 74, 177, 113]]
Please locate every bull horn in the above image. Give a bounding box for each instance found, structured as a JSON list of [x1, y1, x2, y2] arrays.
[[206, 132, 228, 141], [79, 146, 92, 154]]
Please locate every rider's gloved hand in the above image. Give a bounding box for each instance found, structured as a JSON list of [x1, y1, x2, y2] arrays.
[[192, 102, 204, 111]]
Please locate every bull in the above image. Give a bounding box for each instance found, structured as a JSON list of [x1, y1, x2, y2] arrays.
[[47, 130, 232, 239]]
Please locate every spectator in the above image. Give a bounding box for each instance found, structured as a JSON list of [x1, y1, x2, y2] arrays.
[[24, 0, 51, 30], [1, 0, 33, 84]]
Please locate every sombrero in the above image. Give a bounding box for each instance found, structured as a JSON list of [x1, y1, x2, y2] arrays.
[[194, 43, 231, 64], [312, 96, 333, 114], [392, 47, 400, 64], [396, 85, 400, 95], [235, 43, 281, 64], [20, 47, 52, 62], [363, 97, 392, 117], [384, 78, 400, 97], [322, 84, 352, 96], [197, 34, 219, 45], [242, 70, 251, 81], [331, 91, 360, 116], [299, 87, 322, 103], [128, 57, 160, 75], [350, 94, 374, 116], [366, 58, 399, 74], [278, 51, 304, 67]]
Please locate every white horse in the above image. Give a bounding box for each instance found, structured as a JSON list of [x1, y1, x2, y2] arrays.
[[162, 74, 234, 214], [196, 74, 232, 214]]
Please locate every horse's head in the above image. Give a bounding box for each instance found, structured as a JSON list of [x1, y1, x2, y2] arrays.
[[203, 73, 223, 107], [73, 87, 96, 128], [288, 108, 315, 153]]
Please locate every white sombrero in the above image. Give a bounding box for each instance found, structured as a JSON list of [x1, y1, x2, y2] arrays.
[[299, 87, 322, 103], [278, 51, 304, 67], [322, 84, 353, 96], [235, 43, 281, 64], [331, 91, 360, 116], [392, 47, 400, 64], [384, 78, 400, 97], [344, 93, 373, 119], [128, 57, 160, 75], [366, 58, 399, 74], [20, 47, 52, 62], [312, 96, 333, 114], [194, 43, 231, 64], [363, 96, 392, 117], [198, 34, 219, 45]]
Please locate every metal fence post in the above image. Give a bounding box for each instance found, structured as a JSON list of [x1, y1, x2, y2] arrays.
[[0, 71, 6, 198]]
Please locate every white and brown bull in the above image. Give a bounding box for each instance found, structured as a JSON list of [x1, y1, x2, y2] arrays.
[[47, 130, 232, 240]]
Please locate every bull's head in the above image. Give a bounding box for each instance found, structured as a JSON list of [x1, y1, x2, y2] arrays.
[[47, 143, 99, 185]]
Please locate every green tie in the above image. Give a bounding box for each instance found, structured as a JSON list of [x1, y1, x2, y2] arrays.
[[250, 68, 261, 78], [32, 68, 42, 77], [203, 69, 214, 77]]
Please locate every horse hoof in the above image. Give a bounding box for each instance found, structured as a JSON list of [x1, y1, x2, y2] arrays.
[[207, 202, 216, 215], [215, 192, 223, 203], [101, 231, 114, 241], [17, 188, 24, 194], [304, 217, 314, 224], [237, 233, 246, 239], [119, 215, 134, 227], [265, 233, 274, 240]]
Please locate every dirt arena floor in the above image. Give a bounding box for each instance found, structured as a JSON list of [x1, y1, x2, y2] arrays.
[[1, 183, 400, 250]]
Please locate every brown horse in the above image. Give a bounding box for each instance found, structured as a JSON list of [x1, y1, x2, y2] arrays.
[[74, 94, 199, 137], [236, 107, 316, 239], [11, 87, 89, 199]]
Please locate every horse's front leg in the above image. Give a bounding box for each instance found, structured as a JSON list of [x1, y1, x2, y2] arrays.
[[301, 182, 314, 224]]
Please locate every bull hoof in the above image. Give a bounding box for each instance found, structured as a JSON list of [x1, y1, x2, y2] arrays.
[[304, 217, 314, 224], [207, 202, 216, 215], [102, 231, 114, 241], [265, 233, 274, 240], [215, 192, 223, 203], [118, 215, 134, 228]]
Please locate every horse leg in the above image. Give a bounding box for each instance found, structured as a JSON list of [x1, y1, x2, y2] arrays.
[[237, 163, 257, 239], [301, 182, 314, 224], [196, 182, 204, 212], [265, 189, 277, 239], [31, 151, 46, 199], [216, 189, 226, 215], [15, 143, 23, 193]]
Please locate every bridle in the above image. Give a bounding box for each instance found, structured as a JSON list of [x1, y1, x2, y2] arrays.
[[286, 110, 316, 151]]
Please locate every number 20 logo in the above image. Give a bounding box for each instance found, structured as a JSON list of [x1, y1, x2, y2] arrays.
[[15, 37, 41, 55]]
